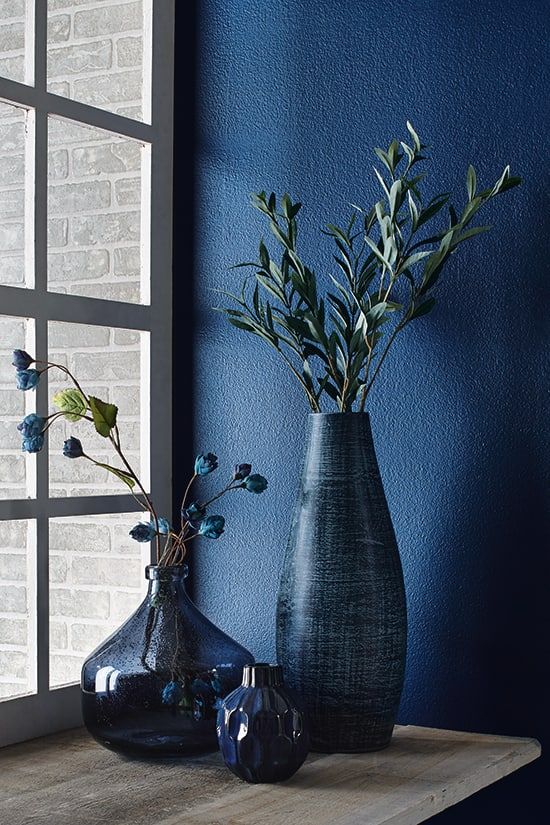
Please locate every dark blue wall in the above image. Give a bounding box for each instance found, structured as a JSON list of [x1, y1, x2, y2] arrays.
[[189, 0, 549, 818]]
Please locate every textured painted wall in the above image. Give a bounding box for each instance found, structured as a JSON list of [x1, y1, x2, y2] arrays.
[[190, 0, 548, 818]]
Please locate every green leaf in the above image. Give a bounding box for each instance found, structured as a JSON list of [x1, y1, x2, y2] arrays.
[[406, 120, 421, 152], [372, 166, 391, 200], [397, 250, 432, 274], [94, 462, 136, 489], [467, 164, 477, 201], [389, 179, 402, 220], [88, 397, 118, 438], [259, 240, 270, 269], [454, 224, 492, 244], [407, 191, 419, 230], [416, 194, 450, 229], [374, 147, 393, 176], [365, 236, 393, 271], [52, 388, 87, 422], [409, 297, 436, 320]]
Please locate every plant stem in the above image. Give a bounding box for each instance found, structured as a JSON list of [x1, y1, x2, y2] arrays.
[[361, 322, 404, 404]]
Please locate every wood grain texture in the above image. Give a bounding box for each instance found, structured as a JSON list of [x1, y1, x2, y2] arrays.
[[0, 725, 540, 825], [277, 413, 407, 751]]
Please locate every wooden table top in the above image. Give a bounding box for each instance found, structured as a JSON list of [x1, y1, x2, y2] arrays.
[[0, 724, 540, 825]]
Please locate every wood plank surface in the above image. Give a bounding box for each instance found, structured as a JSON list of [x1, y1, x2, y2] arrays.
[[0, 725, 540, 825]]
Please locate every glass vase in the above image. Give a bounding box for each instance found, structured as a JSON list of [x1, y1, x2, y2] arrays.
[[81, 564, 254, 756]]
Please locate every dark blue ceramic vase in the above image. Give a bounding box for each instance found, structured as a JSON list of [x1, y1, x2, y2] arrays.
[[277, 413, 407, 753], [217, 664, 309, 783], [81, 564, 253, 756]]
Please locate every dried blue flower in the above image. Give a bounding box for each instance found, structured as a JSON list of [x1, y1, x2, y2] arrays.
[[12, 350, 34, 370], [190, 677, 214, 696], [243, 473, 268, 494], [15, 369, 40, 391], [194, 452, 218, 475], [233, 463, 252, 480], [63, 437, 83, 459], [161, 681, 183, 705], [210, 673, 222, 694], [157, 517, 171, 535], [22, 434, 44, 453], [182, 501, 206, 526], [198, 515, 225, 539], [17, 414, 45, 438], [129, 522, 157, 543]]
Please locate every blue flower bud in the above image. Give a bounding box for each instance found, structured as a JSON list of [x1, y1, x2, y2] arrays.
[[22, 434, 44, 453], [129, 522, 157, 543], [243, 473, 268, 494], [161, 681, 183, 705], [233, 463, 252, 480], [182, 501, 206, 526], [15, 369, 40, 391], [17, 413, 45, 438], [62, 437, 83, 459], [194, 452, 218, 475], [190, 678, 213, 696], [198, 514, 225, 539], [12, 350, 33, 370], [157, 517, 171, 535]]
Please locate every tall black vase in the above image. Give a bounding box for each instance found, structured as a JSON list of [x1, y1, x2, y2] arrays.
[[276, 412, 407, 753]]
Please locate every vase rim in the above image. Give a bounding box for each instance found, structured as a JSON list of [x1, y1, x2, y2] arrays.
[[242, 663, 283, 687], [308, 411, 371, 417], [145, 563, 189, 581]]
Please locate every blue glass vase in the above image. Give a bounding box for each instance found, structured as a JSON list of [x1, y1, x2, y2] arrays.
[[81, 564, 253, 756], [217, 663, 309, 783]]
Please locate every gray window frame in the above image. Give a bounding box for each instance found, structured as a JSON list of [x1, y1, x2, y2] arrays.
[[0, 0, 174, 747]]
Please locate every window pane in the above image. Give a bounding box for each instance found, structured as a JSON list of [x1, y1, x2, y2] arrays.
[[0, 101, 28, 288], [0, 0, 28, 84], [49, 512, 146, 688], [0, 314, 34, 500], [0, 519, 36, 701], [48, 321, 147, 498], [47, 116, 148, 305], [47, 0, 152, 123]]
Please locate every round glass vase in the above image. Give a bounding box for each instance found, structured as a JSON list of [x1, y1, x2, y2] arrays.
[[81, 564, 254, 756]]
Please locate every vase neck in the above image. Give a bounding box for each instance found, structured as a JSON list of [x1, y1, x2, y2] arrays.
[[145, 564, 189, 600], [304, 412, 377, 479]]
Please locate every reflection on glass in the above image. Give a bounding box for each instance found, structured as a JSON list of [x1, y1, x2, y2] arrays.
[[47, 116, 147, 304], [49, 512, 147, 688], [0, 519, 36, 702]]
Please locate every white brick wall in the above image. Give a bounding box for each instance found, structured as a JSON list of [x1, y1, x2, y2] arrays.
[[0, 0, 147, 300], [48, 513, 147, 687], [0, 519, 36, 700]]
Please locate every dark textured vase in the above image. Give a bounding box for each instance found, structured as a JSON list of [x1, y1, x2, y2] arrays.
[[81, 564, 254, 756], [276, 412, 407, 753], [217, 663, 309, 783]]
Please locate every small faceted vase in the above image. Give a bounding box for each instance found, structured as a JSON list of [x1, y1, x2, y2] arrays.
[[82, 564, 253, 756], [217, 664, 309, 783], [276, 412, 407, 753]]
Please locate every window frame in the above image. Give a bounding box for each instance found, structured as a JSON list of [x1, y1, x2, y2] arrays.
[[0, 0, 174, 747]]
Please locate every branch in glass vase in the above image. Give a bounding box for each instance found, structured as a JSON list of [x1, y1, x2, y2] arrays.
[[10, 353, 268, 566]]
